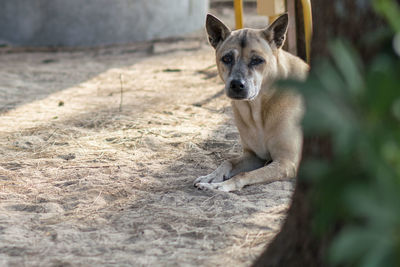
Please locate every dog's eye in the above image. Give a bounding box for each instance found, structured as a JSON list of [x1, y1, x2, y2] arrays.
[[221, 54, 233, 64], [250, 57, 264, 66]]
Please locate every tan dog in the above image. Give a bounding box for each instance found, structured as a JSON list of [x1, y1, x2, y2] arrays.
[[194, 13, 309, 192]]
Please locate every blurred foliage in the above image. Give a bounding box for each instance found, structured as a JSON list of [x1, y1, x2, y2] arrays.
[[283, 1, 400, 266]]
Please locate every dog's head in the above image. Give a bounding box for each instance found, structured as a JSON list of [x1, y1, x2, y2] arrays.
[[206, 13, 289, 100]]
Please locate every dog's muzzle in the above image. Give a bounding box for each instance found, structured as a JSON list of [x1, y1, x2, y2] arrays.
[[227, 79, 249, 99]]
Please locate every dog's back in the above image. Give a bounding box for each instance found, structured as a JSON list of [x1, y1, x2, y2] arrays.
[[277, 49, 309, 81]]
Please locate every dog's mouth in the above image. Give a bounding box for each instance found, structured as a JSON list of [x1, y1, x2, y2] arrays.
[[226, 91, 258, 101], [228, 95, 248, 100], [226, 88, 250, 100]]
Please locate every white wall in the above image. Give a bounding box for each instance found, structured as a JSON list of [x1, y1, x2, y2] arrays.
[[0, 0, 209, 46]]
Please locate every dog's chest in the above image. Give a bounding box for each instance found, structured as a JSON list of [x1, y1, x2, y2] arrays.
[[232, 101, 271, 160], [242, 124, 269, 159]]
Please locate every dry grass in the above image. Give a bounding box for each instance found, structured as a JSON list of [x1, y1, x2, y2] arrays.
[[0, 6, 293, 267]]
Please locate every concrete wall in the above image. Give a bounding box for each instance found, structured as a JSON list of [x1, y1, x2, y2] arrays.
[[0, 0, 209, 46]]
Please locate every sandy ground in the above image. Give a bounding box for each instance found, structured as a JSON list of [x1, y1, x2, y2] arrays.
[[0, 6, 294, 267]]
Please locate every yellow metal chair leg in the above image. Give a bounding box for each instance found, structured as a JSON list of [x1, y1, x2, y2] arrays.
[[234, 0, 244, 29], [301, 0, 312, 63]]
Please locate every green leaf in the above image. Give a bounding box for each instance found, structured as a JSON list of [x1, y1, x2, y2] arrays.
[[329, 227, 380, 264], [329, 40, 364, 98]]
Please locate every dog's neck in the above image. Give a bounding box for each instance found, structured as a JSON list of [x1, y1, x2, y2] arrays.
[[231, 88, 273, 128]]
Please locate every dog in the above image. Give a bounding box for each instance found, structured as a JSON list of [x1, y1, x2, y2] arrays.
[[194, 13, 309, 192]]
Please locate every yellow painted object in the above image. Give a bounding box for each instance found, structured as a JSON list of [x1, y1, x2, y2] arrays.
[[257, 0, 285, 16], [301, 0, 313, 63], [256, 0, 284, 29], [252, 0, 313, 64], [234, 0, 244, 29]]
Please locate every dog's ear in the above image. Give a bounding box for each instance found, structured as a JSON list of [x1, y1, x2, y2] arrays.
[[206, 14, 231, 49], [263, 13, 289, 49]]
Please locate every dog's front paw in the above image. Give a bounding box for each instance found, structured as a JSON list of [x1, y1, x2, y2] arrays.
[[193, 175, 212, 186], [195, 181, 237, 192], [193, 173, 223, 186]]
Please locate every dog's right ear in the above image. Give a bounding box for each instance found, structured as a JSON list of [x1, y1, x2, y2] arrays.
[[206, 14, 231, 49], [262, 13, 289, 49]]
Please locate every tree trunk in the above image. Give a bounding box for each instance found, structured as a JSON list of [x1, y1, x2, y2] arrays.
[[253, 1, 386, 266]]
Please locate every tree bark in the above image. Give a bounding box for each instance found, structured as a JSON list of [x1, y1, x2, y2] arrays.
[[253, 1, 387, 266]]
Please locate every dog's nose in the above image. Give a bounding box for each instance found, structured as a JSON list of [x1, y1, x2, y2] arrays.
[[230, 79, 245, 92]]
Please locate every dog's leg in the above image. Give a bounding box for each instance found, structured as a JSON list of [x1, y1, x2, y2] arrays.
[[197, 131, 302, 192], [196, 159, 297, 192], [193, 151, 265, 186], [226, 151, 266, 177], [193, 160, 232, 185]]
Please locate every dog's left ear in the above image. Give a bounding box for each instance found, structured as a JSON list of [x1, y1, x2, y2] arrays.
[[206, 14, 231, 49], [263, 13, 289, 49]]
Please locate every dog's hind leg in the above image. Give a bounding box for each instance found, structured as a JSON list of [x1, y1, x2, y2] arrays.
[[225, 151, 266, 178]]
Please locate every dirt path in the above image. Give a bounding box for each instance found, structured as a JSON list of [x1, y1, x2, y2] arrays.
[[0, 8, 294, 267]]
